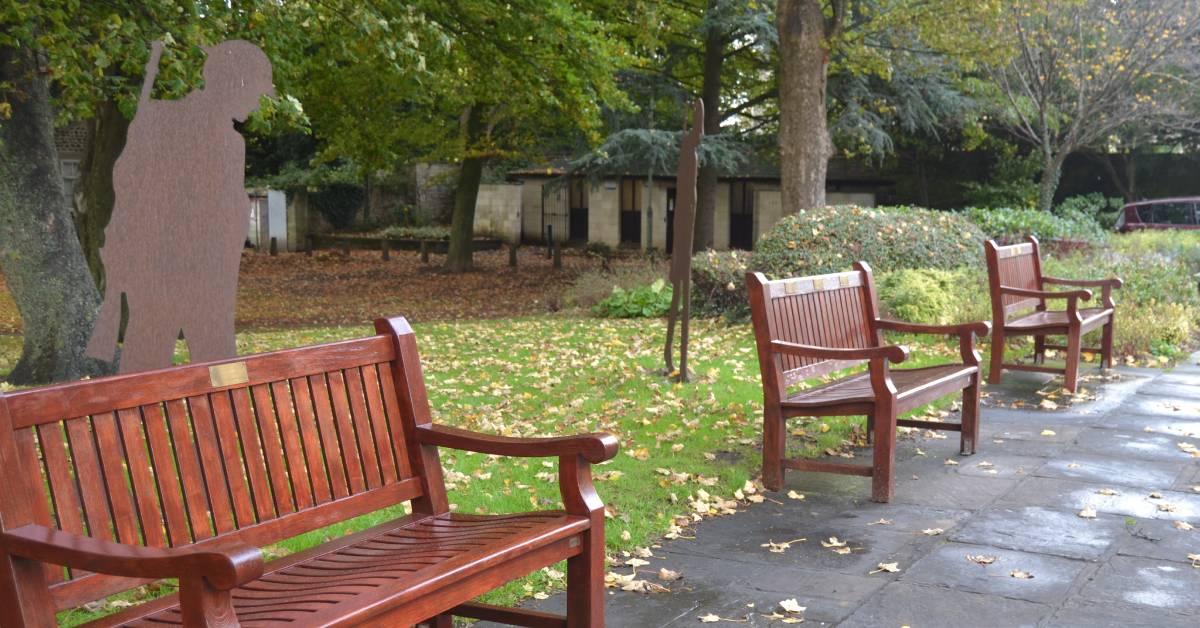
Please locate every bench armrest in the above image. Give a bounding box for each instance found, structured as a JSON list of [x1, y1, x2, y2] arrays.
[[0, 525, 263, 590], [1042, 276, 1123, 289], [415, 424, 619, 464], [770, 340, 908, 364], [875, 319, 991, 338], [1001, 286, 1093, 301]]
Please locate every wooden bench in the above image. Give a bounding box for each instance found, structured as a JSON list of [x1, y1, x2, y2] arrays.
[[985, 236, 1122, 393], [0, 317, 617, 627], [747, 263, 990, 502]]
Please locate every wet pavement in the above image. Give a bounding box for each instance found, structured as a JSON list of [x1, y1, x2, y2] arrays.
[[499, 355, 1200, 627]]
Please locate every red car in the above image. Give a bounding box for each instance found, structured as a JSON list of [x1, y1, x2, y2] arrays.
[[1116, 197, 1200, 231]]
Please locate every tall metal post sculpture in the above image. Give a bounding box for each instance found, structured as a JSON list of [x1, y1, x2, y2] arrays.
[[86, 40, 274, 373], [664, 100, 704, 382]]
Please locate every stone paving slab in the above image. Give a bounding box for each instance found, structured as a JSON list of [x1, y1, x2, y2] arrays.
[[1113, 517, 1200, 564], [1032, 452, 1188, 489], [995, 476, 1200, 523], [948, 505, 1127, 560], [1073, 426, 1200, 462], [1047, 599, 1199, 628], [838, 582, 1051, 628], [899, 541, 1092, 605], [1076, 555, 1200, 614]]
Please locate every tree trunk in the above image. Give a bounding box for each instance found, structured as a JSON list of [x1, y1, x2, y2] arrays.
[[693, 0, 724, 252], [1037, 149, 1066, 212], [777, 0, 831, 212], [74, 99, 130, 290], [0, 46, 107, 384], [445, 107, 484, 273]]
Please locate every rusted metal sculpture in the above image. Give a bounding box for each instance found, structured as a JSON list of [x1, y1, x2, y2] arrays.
[[664, 100, 704, 382], [85, 40, 274, 373]]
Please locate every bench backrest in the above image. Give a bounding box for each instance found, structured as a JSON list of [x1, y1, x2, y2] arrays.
[[747, 263, 883, 398], [984, 236, 1045, 318], [0, 317, 444, 612]]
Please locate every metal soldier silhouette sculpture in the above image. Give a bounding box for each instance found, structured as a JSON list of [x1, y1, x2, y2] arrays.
[[86, 40, 274, 373], [664, 100, 704, 382]]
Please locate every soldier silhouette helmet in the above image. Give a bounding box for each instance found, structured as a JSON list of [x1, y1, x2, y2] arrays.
[[201, 40, 275, 122]]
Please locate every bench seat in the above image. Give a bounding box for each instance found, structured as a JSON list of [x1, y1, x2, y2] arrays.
[[1005, 307, 1113, 332], [89, 512, 586, 627], [782, 364, 978, 414]]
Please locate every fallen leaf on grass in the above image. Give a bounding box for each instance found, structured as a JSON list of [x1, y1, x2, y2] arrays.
[[869, 562, 900, 574], [967, 554, 997, 565], [1078, 507, 1098, 519]]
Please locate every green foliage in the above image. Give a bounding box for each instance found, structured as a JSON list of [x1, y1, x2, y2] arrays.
[[310, 183, 365, 230], [961, 206, 1108, 244], [690, 249, 752, 320], [1109, 230, 1200, 274], [960, 147, 1040, 209], [877, 267, 990, 325], [753, 205, 985, 279], [1055, 193, 1123, 230], [592, 279, 673, 318]]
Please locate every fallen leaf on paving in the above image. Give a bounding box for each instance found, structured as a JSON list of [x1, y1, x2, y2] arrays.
[[1066, 462, 1080, 469], [787, 490, 806, 501], [1078, 507, 1098, 519], [626, 558, 650, 567], [922, 528, 944, 536], [915, 448, 927, 456], [869, 562, 900, 574], [1157, 503, 1177, 512], [1009, 570, 1035, 579], [967, 554, 997, 565], [1173, 521, 1194, 531], [699, 614, 721, 623], [533, 592, 549, 600], [1097, 488, 1121, 496], [1039, 399, 1059, 410], [658, 568, 682, 581], [1188, 553, 1200, 568], [944, 459, 959, 466], [976, 461, 994, 469], [779, 598, 807, 614], [1192, 485, 1200, 493], [1149, 492, 1164, 499], [821, 537, 847, 548], [761, 538, 806, 553], [1040, 429, 1057, 437], [868, 518, 893, 526]]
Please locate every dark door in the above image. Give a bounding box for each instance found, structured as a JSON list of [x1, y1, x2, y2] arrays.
[[665, 188, 677, 254], [569, 179, 588, 241], [619, 179, 641, 246], [729, 181, 754, 250]]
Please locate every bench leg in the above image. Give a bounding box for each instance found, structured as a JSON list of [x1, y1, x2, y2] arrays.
[[960, 378, 980, 455], [865, 414, 874, 445], [1101, 317, 1115, 369], [870, 404, 897, 503], [566, 527, 604, 628], [1064, 328, 1082, 393], [762, 406, 785, 491], [179, 576, 239, 627], [1033, 335, 1046, 364], [988, 330, 1005, 385]]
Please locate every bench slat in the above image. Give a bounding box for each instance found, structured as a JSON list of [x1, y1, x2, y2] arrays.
[[183, 395, 234, 536], [229, 388, 276, 523], [250, 383, 295, 517], [37, 423, 85, 540], [116, 408, 166, 548], [308, 373, 351, 500], [289, 376, 333, 505], [66, 418, 115, 542], [270, 380, 314, 511], [344, 367, 383, 490], [327, 371, 367, 494], [141, 404, 192, 546], [203, 392, 258, 528], [363, 364, 399, 485], [377, 364, 416, 479], [91, 412, 141, 545]]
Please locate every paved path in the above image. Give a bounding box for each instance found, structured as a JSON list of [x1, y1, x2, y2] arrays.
[[520, 357, 1200, 627]]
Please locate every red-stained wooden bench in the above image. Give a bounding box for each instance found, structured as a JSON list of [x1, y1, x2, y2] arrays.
[[747, 263, 990, 502], [0, 317, 616, 627], [985, 236, 1123, 393]]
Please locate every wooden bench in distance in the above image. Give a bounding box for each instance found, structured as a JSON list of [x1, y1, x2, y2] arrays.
[[985, 236, 1122, 393], [747, 263, 990, 502], [0, 317, 617, 627]]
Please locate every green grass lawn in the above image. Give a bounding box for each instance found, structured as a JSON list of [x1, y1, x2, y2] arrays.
[[41, 316, 971, 625]]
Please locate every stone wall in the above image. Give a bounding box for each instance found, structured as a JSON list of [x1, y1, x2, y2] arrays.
[[473, 184, 522, 243]]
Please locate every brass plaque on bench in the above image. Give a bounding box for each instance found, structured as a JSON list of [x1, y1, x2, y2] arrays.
[[209, 362, 249, 388]]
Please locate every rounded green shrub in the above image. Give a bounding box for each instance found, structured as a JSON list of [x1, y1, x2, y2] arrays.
[[753, 205, 985, 279], [876, 267, 992, 326], [592, 279, 673, 318], [961, 206, 1108, 244], [690, 250, 752, 320]]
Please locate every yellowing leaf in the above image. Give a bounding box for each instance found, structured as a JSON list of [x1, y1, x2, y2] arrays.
[[869, 562, 900, 574], [1040, 429, 1057, 436], [1009, 570, 1035, 579], [922, 528, 944, 536], [967, 554, 997, 565], [786, 490, 806, 501], [779, 598, 806, 614], [1173, 521, 1194, 531], [1078, 507, 1098, 519]]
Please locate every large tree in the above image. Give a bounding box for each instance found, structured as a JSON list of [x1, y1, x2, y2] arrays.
[[775, 0, 1001, 212], [987, 0, 1200, 211]]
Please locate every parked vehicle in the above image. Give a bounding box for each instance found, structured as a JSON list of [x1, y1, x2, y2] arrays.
[[1115, 197, 1200, 231]]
